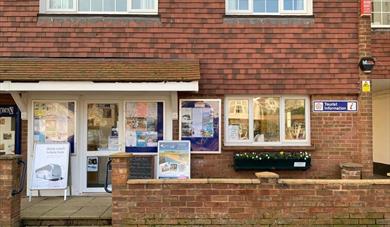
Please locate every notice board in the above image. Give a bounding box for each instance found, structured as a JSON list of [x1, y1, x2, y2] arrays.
[[179, 99, 221, 154]]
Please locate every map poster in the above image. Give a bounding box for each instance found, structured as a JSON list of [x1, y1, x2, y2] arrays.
[[157, 141, 191, 179], [31, 143, 70, 190]]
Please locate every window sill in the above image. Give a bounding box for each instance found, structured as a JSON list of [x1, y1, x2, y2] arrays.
[[37, 13, 160, 23], [224, 14, 314, 25], [223, 145, 315, 152]]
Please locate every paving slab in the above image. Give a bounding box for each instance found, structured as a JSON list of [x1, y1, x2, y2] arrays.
[[70, 206, 109, 219]]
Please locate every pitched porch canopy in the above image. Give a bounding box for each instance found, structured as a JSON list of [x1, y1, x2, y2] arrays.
[[0, 58, 200, 91]]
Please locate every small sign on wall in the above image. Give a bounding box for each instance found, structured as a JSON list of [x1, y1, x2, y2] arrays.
[[361, 0, 371, 16], [313, 100, 358, 113], [362, 80, 371, 93]]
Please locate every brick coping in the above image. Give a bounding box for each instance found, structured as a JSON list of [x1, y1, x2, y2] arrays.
[[127, 178, 390, 185]]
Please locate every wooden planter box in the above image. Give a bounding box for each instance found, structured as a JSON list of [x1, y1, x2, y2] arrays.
[[234, 158, 311, 171]]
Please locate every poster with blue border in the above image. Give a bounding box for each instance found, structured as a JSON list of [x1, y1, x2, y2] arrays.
[[125, 102, 164, 153], [179, 99, 221, 154]]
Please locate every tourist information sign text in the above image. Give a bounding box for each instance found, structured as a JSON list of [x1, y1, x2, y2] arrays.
[[313, 100, 358, 112]]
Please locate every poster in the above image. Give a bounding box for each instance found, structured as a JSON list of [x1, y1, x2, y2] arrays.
[[87, 156, 98, 172], [227, 125, 240, 141], [157, 141, 191, 179], [31, 143, 70, 190], [33, 102, 75, 153], [125, 102, 163, 153], [0, 105, 21, 154], [179, 99, 221, 154]]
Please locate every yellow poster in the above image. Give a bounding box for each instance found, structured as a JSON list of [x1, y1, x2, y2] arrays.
[[362, 80, 371, 93]]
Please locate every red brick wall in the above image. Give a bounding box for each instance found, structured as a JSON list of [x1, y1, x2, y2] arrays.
[[112, 171, 390, 226], [372, 31, 390, 79], [0, 155, 21, 227], [175, 94, 364, 179], [0, 0, 360, 94]]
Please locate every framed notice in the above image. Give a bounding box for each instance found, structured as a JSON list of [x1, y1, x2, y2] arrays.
[[157, 141, 191, 179], [30, 143, 70, 190], [179, 99, 221, 153]]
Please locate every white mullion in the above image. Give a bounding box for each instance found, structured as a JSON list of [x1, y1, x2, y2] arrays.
[[248, 97, 254, 143], [249, 0, 254, 14], [280, 96, 285, 144]]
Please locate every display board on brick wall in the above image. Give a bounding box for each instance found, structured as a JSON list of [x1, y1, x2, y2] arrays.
[[179, 99, 221, 154]]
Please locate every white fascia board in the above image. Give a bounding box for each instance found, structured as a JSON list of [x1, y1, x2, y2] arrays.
[[0, 81, 199, 92]]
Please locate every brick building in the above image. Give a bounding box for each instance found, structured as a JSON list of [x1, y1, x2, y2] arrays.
[[0, 0, 388, 195]]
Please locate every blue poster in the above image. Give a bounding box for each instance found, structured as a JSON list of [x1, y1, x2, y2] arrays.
[[180, 99, 221, 153]]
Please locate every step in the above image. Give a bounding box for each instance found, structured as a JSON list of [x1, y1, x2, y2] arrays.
[[22, 218, 111, 227]]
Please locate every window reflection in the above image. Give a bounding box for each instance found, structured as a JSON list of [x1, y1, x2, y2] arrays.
[[253, 97, 280, 142], [227, 100, 249, 141], [285, 99, 306, 140], [87, 104, 119, 151]]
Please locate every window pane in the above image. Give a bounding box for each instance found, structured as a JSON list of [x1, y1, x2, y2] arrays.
[[33, 102, 75, 152], [104, 0, 115, 11], [239, 0, 249, 10], [62, 0, 73, 9], [384, 1, 390, 12], [91, 0, 103, 11], [145, 0, 155, 9], [284, 0, 293, 10], [227, 100, 249, 141], [372, 0, 381, 12], [87, 104, 119, 151], [0, 117, 16, 154], [372, 12, 381, 24], [228, 0, 238, 10], [132, 0, 142, 9], [253, 97, 280, 142], [295, 0, 304, 10], [285, 99, 306, 140], [384, 13, 390, 25], [254, 0, 266, 12], [49, 0, 62, 9], [87, 156, 111, 188], [116, 0, 127, 11], [266, 0, 278, 12], [79, 0, 90, 11]]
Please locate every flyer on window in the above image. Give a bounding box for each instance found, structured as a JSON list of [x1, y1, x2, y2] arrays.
[[125, 102, 164, 152], [157, 141, 191, 179], [179, 99, 221, 154]]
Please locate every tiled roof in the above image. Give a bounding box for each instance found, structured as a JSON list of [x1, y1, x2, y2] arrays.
[[0, 58, 200, 82]]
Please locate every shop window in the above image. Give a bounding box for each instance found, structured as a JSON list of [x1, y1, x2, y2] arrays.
[[372, 0, 390, 27], [87, 103, 119, 152], [33, 101, 76, 153], [225, 96, 310, 146], [0, 105, 21, 155], [43, 0, 157, 14], [125, 101, 163, 153], [226, 0, 312, 15]]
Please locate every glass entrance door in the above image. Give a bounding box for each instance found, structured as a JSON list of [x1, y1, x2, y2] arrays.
[[84, 102, 121, 192]]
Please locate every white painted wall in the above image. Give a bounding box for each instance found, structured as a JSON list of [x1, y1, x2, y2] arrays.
[[373, 90, 390, 164]]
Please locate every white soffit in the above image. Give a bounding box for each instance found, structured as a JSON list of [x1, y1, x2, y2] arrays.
[[0, 81, 199, 92]]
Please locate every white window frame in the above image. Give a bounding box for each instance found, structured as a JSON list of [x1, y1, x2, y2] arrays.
[[43, 0, 158, 14], [225, 0, 313, 16], [371, 0, 390, 28], [224, 95, 310, 147]]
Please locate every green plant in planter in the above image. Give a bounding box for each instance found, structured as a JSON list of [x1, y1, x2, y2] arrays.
[[234, 151, 311, 171]]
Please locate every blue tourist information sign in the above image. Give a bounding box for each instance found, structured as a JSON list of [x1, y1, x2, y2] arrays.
[[313, 100, 358, 112]]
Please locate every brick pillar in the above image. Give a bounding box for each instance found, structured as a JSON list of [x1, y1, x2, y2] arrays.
[[358, 1, 373, 178], [0, 155, 21, 227], [110, 152, 131, 227]]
